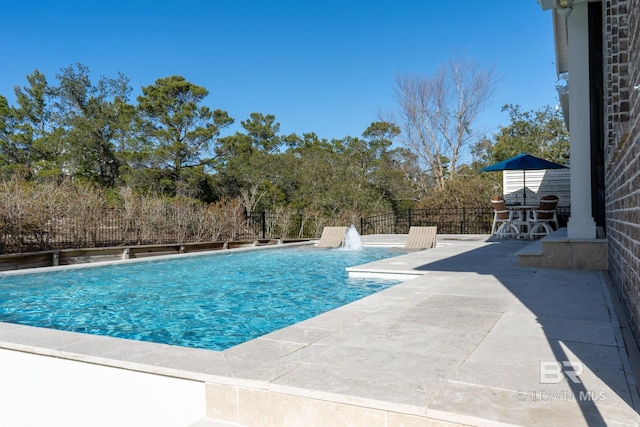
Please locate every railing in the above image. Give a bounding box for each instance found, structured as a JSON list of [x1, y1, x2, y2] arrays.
[[0, 206, 571, 255], [0, 210, 334, 254], [360, 207, 495, 235], [360, 207, 570, 235], [242, 211, 337, 240]]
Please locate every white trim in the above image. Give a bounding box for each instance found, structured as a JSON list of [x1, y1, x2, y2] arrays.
[[566, 2, 597, 238]]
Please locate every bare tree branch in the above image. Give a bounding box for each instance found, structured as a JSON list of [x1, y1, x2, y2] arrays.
[[393, 55, 498, 191]]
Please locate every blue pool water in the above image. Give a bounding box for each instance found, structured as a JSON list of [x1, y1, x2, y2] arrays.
[[0, 246, 403, 350]]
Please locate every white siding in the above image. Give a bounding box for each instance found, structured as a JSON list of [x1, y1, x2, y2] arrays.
[[503, 169, 571, 206]]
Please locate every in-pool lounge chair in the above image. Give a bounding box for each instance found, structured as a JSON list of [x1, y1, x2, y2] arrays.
[[316, 226, 348, 248], [404, 226, 437, 250]]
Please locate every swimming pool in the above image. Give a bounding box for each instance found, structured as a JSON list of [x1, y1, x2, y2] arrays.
[[0, 246, 403, 351]]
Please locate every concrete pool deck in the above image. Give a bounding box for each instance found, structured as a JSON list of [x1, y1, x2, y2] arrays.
[[0, 235, 638, 426]]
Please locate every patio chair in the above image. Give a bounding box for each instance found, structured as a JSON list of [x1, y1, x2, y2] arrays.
[[404, 226, 437, 250], [528, 195, 559, 238], [491, 195, 523, 239], [316, 226, 348, 248]]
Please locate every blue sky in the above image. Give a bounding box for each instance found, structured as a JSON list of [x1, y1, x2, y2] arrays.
[[1, 1, 558, 141]]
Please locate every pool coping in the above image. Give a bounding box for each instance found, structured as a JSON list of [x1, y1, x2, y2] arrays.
[[1, 235, 639, 426]]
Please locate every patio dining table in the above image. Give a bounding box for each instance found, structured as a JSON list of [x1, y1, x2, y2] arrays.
[[506, 205, 538, 239]]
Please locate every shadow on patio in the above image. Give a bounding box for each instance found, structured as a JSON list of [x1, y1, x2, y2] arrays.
[[403, 237, 640, 425]]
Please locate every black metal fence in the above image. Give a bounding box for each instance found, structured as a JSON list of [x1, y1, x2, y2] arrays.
[[0, 210, 338, 254], [242, 211, 341, 240], [360, 207, 570, 235], [1, 206, 571, 254], [0, 210, 208, 253], [360, 207, 493, 235]]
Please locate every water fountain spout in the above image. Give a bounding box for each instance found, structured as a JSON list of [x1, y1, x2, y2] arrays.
[[342, 224, 364, 250]]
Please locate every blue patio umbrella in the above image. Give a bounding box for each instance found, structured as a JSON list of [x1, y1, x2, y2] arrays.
[[481, 153, 568, 205]]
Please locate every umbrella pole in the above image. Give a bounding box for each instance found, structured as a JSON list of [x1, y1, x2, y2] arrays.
[[523, 170, 526, 205]]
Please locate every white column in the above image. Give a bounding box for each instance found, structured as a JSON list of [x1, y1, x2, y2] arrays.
[[566, 2, 597, 239]]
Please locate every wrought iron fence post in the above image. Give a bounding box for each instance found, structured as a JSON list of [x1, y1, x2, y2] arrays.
[[261, 211, 266, 238], [461, 207, 466, 234], [296, 212, 303, 238]]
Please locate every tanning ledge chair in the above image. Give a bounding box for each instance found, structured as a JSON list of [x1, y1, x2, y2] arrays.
[[404, 226, 437, 250], [316, 226, 348, 248], [491, 195, 524, 239], [528, 195, 559, 238]]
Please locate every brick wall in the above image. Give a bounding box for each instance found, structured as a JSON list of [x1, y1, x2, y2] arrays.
[[603, 0, 640, 343]]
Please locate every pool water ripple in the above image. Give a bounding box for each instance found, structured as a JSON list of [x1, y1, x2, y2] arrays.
[[0, 246, 402, 350]]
